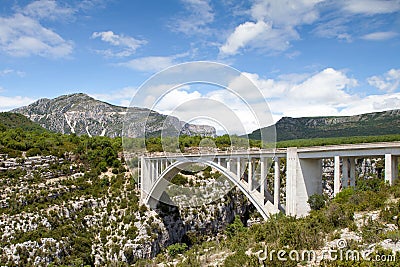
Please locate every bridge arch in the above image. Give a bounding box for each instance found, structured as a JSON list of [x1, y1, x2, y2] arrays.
[[144, 159, 279, 220]]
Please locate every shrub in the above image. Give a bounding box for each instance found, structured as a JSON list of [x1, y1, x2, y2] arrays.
[[333, 188, 355, 204], [225, 215, 246, 238], [26, 147, 42, 157], [171, 174, 188, 186], [167, 243, 188, 257], [308, 194, 327, 211], [223, 249, 253, 267], [357, 177, 385, 192], [323, 202, 354, 229]]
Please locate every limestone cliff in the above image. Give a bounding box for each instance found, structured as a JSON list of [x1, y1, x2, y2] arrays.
[[12, 93, 216, 138]]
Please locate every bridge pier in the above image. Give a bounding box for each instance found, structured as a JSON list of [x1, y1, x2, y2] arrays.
[[286, 148, 322, 217], [274, 157, 280, 209], [248, 159, 253, 191], [385, 154, 398, 185], [341, 157, 356, 189]]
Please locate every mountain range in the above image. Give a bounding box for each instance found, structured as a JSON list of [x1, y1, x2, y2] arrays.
[[12, 93, 216, 138], [247, 109, 400, 141], [10, 93, 400, 141]]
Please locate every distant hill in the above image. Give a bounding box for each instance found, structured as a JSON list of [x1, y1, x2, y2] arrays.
[[12, 93, 216, 138], [0, 112, 46, 132], [247, 109, 400, 141]]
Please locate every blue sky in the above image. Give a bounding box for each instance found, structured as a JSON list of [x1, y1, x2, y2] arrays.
[[0, 0, 400, 134]]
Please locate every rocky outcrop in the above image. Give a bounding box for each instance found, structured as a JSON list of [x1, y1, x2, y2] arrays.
[[12, 93, 216, 138]]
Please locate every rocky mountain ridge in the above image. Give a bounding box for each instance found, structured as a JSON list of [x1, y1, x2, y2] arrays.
[[12, 93, 216, 138], [248, 109, 400, 141]]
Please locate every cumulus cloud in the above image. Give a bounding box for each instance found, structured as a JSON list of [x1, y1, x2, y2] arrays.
[[90, 87, 138, 107], [91, 31, 147, 57], [368, 69, 400, 92], [155, 88, 202, 113], [220, 0, 323, 55], [220, 21, 272, 55], [152, 87, 265, 135], [220, 0, 400, 55], [0, 95, 36, 111], [339, 93, 400, 116], [226, 68, 359, 121], [117, 67, 400, 134], [289, 68, 357, 104], [0, 2, 73, 58]]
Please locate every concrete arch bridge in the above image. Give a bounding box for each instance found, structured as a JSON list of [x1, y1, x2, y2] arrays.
[[139, 142, 400, 220]]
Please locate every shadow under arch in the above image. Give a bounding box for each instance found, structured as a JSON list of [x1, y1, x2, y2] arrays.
[[144, 159, 284, 220]]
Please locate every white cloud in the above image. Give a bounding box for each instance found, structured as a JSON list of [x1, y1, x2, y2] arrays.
[[112, 67, 400, 134], [21, 0, 74, 20], [227, 68, 359, 121], [361, 31, 398, 41], [220, 0, 323, 55], [0, 95, 36, 111], [342, 0, 400, 15], [91, 31, 147, 57], [0, 68, 25, 77], [77, 0, 108, 11], [155, 89, 202, 113], [118, 55, 182, 73], [0, 70, 12, 76], [368, 69, 400, 92], [153, 88, 263, 135], [289, 68, 357, 104], [172, 0, 214, 35], [312, 17, 353, 41], [90, 87, 138, 106], [220, 21, 272, 55], [0, 11, 73, 58], [220, 0, 400, 55], [250, 0, 322, 26], [338, 93, 400, 116]]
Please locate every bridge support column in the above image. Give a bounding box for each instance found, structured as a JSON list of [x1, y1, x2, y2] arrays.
[[140, 157, 151, 203], [236, 157, 241, 179], [342, 157, 349, 188], [349, 158, 356, 187], [334, 156, 341, 196], [286, 148, 322, 217], [248, 159, 253, 191], [260, 158, 265, 197], [274, 157, 280, 209], [385, 154, 398, 185], [341, 157, 356, 188]]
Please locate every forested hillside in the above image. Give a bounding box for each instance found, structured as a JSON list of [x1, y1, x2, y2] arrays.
[[0, 112, 45, 132], [248, 109, 400, 141]]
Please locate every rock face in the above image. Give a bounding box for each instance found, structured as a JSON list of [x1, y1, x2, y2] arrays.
[[12, 93, 216, 138]]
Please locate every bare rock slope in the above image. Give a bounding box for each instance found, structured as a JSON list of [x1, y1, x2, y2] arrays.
[[13, 93, 216, 138]]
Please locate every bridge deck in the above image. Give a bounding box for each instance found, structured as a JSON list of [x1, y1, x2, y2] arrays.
[[143, 142, 400, 159]]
